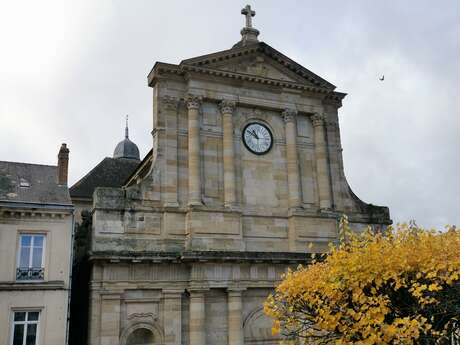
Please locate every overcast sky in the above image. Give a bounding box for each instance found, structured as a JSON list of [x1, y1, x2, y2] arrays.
[[0, 1, 458, 228]]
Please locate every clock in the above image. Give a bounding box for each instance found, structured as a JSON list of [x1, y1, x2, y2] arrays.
[[242, 122, 273, 155]]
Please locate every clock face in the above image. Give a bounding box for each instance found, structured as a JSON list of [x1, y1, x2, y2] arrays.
[[242, 122, 273, 155]]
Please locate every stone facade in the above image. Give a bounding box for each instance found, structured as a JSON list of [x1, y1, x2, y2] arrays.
[[86, 7, 390, 345]]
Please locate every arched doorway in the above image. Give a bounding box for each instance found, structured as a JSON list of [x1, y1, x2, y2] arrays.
[[126, 328, 155, 345]]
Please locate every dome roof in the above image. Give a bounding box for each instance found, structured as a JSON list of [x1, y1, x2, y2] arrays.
[[113, 138, 140, 160], [113, 117, 140, 161]]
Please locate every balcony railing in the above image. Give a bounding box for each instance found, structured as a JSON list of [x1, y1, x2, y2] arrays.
[[16, 267, 44, 281]]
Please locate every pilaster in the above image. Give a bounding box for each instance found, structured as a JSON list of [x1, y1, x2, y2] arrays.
[[227, 287, 245, 345], [219, 100, 237, 208], [186, 95, 203, 206], [311, 113, 332, 210], [88, 289, 101, 345], [189, 289, 207, 345], [161, 96, 180, 207], [283, 109, 302, 209], [100, 293, 121, 345], [163, 289, 183, 345]]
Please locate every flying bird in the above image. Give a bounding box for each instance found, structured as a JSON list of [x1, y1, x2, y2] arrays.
[[379, 75, 385, 81]]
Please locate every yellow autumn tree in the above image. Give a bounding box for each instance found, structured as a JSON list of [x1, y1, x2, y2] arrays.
[[265, 217, 460, 344]]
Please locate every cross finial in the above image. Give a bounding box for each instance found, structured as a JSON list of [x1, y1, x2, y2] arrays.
[[241, 5, 255, 28], [233, 4, 259, 48], [125, 115, 129, 139]]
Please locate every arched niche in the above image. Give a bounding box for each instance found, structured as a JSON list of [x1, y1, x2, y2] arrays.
[[127, 328, 154, 345], [120, 322, 163, 345], [243, 306, 281, 344]]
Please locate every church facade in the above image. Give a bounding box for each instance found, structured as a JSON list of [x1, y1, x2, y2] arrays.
[[87, 6, 390, 345]]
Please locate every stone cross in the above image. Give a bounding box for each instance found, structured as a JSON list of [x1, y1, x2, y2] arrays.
[[241, 5, 255, 28]]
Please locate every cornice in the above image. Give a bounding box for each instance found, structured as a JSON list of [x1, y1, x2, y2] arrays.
[[183, 64, 332, 93], [89, 250, 313, 264], [0, 280, 66, 291], [149, 63, 345, 101], [0, 209, 71, 220]]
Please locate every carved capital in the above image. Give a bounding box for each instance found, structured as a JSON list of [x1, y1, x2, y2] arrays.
[[219, 100, 236, 115], [311, 113, 325, 127], [186, 95, 202, 110], [325, 120, 338, 129], [160, 95, 179, 111], [282, 108, 297, 123]]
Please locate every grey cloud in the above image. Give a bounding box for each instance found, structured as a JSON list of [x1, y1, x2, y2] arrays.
[[0, 0, 458, 228]]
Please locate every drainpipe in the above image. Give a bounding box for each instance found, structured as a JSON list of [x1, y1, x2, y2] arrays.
[[65, 209, 75, 345]]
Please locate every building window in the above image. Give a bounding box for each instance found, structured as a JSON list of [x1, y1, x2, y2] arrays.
[[16, 235, 45, 281], [11, 311, 40, 345]]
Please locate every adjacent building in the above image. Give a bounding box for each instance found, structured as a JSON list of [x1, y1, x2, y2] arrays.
[[70, 121, 141, 224], [0, 144, 74, 345]]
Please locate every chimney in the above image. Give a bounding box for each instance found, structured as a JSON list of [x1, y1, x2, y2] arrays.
[[57, 143, 69, 185]]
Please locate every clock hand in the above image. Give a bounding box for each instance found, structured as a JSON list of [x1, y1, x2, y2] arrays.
[[251, 130, 259, 139]]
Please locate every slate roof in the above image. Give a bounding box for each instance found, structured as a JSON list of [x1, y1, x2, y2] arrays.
[[69, 157, 140, 199], [0, 161, 71, 205]]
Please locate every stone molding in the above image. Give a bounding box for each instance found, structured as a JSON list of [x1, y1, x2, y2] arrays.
[[160, 95, 179, 111], [311, 112, 325, 127], [127, 312, 156, 321], [282, 108, 297, 123], [186, 95, 202, 110], [0, 281, 66, 291], [162, 288, 185, 296], [219, 100, 236, 114], [148, 64, 347, 104], [227, 286, 247, 295], [119, 321, 164, 345]]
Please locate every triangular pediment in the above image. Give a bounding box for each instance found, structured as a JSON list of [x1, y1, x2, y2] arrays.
[[180, 42, 336, 90], [209, 55, 300, 83]]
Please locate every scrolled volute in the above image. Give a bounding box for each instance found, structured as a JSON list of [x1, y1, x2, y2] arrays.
[[282, 108, 298, 123], [219, 100, 236, 115], [311, 112, 326, 127], [160, 95, 179, 111], [186, 95, 202, 110]]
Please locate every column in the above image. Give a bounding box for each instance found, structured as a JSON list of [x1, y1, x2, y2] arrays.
[[186, 95, 203, 206], [162, 96, 179, 207], [283, 109, 301, 209], [227, 288, 244, 345], [163, 289, 183, 345], [189, 290, 206, 345], [311, 113, 332, 210], [219, 100, 237, 207]]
